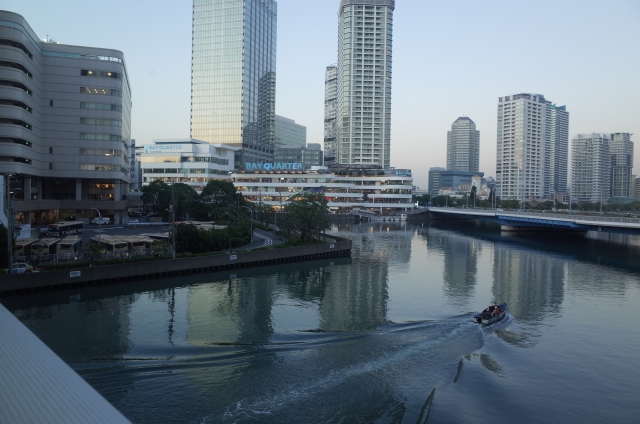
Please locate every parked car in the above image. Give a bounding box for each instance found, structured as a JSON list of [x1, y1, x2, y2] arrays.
[[5, 263, 34, 274], [496, 208, 504, 212], [91, 217, 110, 225], [128, 218, 139, 224]]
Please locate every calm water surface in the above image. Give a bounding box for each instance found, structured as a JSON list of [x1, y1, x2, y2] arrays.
[[3, 222, 640, 423]]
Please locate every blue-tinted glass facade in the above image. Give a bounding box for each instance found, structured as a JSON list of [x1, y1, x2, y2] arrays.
[[191, 0, 277, 166]]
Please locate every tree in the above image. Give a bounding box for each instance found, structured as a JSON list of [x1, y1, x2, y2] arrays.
[[193, 180, 241, 222], [80, 241, 103, 266], [142, 180, 171, 217], [172, 183, 197, 221], [0, 224, 12, 269], [277, 193, 331, 244]]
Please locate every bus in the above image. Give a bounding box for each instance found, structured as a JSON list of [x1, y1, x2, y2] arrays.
[[47, 221, 84, 237], [124, 235, 153, 252], [31, 238, 62, 255], [57, 236, 83, 259], [90, 236, 128, 256], [142, 232, 170, 242], [13, 238, 39, 257]]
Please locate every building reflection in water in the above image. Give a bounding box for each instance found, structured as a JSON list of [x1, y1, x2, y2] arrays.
[[186, 276, 277, 347], [491, 243, 565, 322], [320, 222, 409, 331], [426, 229, 480, 308]]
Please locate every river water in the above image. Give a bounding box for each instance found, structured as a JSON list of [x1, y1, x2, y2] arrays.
[[3, 221, 640, 423]]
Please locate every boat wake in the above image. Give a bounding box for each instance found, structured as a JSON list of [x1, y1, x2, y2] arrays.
[[194, 319, 488, 424]]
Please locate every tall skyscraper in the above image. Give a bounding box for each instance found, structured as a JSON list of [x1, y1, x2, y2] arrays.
[[571, 134, 611, 203], [447, 117, 480, 172], [549, 105, 570, 195], [496, 93, 568, 200], [336, 0, 394, 168], [323, 65, 338, 165], [191, 0, 277, 167], [609, 132, 633, 198]]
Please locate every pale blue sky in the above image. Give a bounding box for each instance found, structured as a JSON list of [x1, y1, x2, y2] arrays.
[[6, 0, 640, 188]]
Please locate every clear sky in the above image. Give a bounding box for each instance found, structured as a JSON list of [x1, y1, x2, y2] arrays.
[[6, 0, 640, 188]]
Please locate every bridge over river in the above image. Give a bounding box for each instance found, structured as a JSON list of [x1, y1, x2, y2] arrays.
[[428, 207, 640, 235]]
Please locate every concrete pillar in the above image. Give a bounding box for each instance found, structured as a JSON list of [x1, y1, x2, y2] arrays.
[[76, 179, 82, 201], [0, 175, 6, 228], [23, 212, 32, 225], [35, 178, 42, 200], [23, 177, 31, 200], [114, 210, 121, 225], [34, 212, 43, 225], [113, 181, 122, 200]]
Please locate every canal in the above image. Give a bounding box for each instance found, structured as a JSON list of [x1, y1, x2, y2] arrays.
[[2, 221, 640, 423]]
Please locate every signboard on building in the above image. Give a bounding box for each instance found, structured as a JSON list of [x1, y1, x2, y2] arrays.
[[245, 162, 304, 171], [144, 144, 185, 153], [130, 140, 136, 180]]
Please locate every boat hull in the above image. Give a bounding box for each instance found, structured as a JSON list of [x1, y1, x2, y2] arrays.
[[473, 303, 508, 325]]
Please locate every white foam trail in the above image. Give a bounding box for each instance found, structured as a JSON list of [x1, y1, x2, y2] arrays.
[[198, 321, 484, 423]]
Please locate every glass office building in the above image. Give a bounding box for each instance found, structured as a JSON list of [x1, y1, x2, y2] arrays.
[[191, 0, 277, 167]]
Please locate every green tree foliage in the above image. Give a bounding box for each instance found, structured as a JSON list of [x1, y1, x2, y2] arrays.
[[277, 193, 331, 244], [412, 194, 430, 206], [141, 180, 171, 217], [176, 221, 250, 254], [0, 223, 10, 269], [192, 180, 242, 221], [255, 202, 275, 226], [173, 183, 197, 220]]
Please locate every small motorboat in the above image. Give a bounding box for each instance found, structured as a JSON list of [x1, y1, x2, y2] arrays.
[[473, 303, 508, 325]]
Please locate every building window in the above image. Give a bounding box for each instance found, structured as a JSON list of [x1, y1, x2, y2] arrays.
[[80, 102, 122, 112], [0, 118, 32, 130], [80, 133, 122, 141], [0, 60, 32, 78], [81, 70, 122, 80], [0, 39, 33, 59], [80, 118, 122, 127], [0, 80, 32, 95], [0, 99, 32, 113], [80, 87, 122, 97]]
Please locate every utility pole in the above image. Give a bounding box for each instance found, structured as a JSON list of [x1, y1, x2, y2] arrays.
[[170, 183, 176, 259], [599, 184, 603, 216], [6, 174, 13, 271]]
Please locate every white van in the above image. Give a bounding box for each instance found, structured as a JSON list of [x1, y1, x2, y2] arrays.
[[91, 217, 110, 225]]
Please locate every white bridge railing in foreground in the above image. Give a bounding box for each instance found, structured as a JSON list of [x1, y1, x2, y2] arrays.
[[0, 304, 131, 423]]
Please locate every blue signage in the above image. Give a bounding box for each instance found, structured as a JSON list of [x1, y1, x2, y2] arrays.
[[245, 162, 303, 171]]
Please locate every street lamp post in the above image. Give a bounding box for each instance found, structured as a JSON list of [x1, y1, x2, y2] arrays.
[[5, 174, 14, 272], [599, 184, 603, 216], [91, 208, 102, 244], [240, 205, 253, 251]]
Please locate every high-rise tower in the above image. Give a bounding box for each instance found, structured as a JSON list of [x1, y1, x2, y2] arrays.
[[496, 93, 568, 200], [191, 0, 277, 166], [336, 0, 394, 168], [571, 134, 611, 203], [549, 105, 570, 196], [323, 65, 338, 166], [447, 117, 480, 172], [609, 132, 633, 198]]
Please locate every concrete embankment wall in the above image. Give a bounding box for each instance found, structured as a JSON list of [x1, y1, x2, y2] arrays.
[[0, 238, 351, 296]]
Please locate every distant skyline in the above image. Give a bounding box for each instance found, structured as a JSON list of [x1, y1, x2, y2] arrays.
[[6, 0, 639, 188]]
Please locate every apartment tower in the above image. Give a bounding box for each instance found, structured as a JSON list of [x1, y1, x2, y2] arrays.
[[447, 117, 479, 172], [336, 0, 394, 168], [496, 93, 568, 200], [191, 0, 277, 167], [549, 105, 570, 196], [609, 132, 633, 198], [323, 65, 338, 165], [571, 134, 611, 203]]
